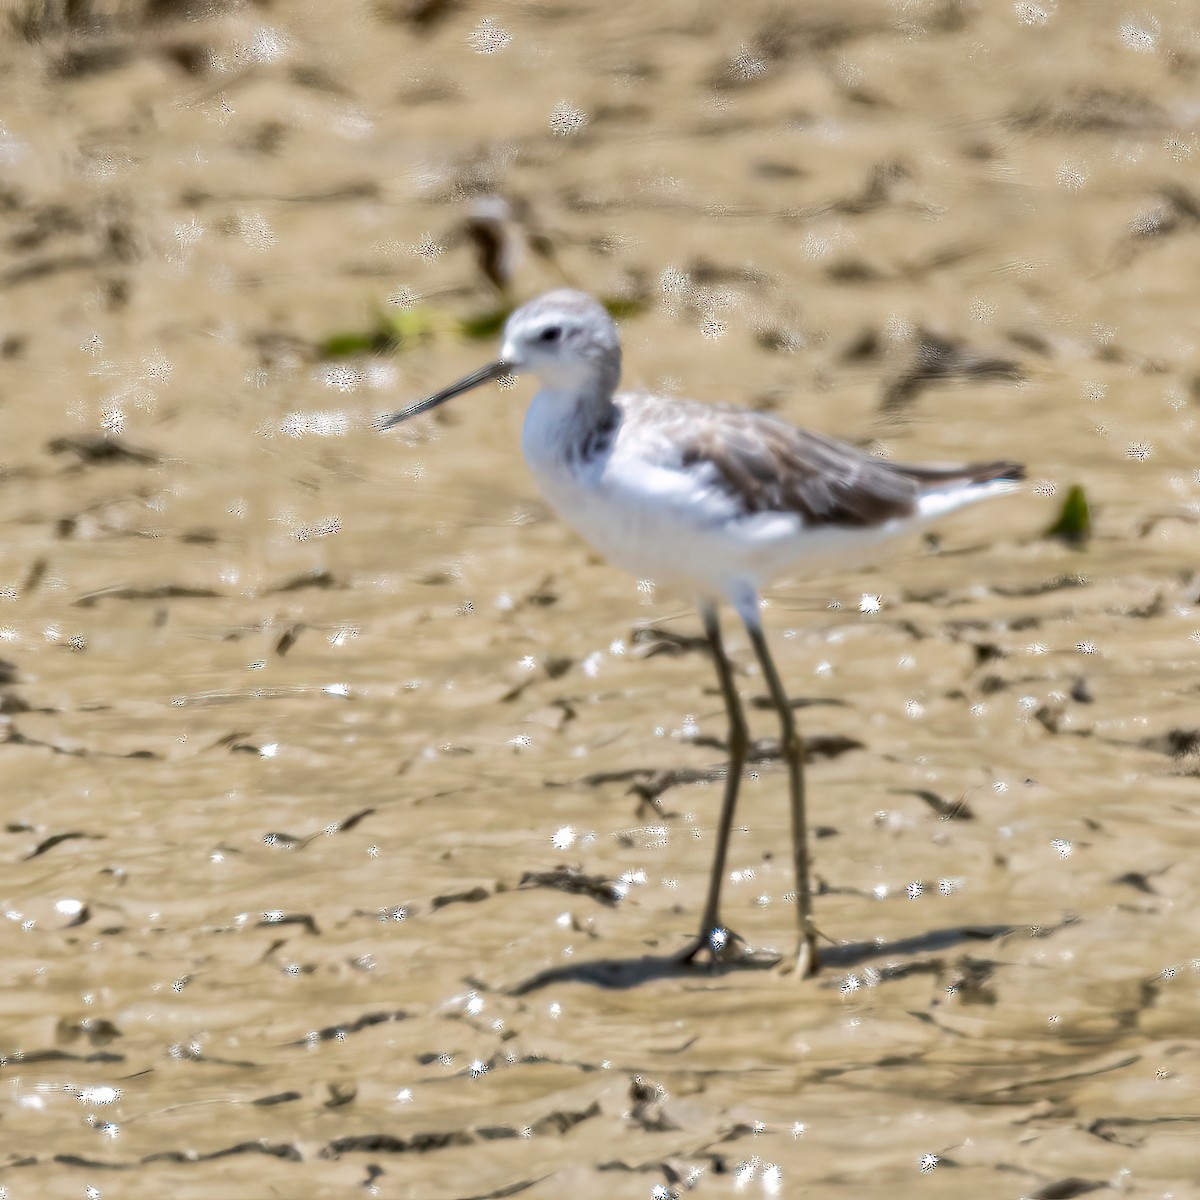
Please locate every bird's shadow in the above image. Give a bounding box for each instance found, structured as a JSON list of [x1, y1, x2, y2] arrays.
[[501, 922, 1020, 994]]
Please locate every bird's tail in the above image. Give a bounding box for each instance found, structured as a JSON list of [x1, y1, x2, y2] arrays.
[[905, 460, 1025, 488], [909, 460, 1025, 520]]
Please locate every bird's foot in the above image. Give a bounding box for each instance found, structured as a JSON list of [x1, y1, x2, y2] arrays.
[[786, 933, 821, 979], [787, 931, 825, 979], [676, 927, 781, 969]]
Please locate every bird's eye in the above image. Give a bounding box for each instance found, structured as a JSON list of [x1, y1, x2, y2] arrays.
[[537, 325, 563, 344]]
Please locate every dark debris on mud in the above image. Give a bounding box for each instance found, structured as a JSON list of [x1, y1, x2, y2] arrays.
[[517, 864, 626, 907], [46, 434, 162, 466], [581, 731, 863, 816]]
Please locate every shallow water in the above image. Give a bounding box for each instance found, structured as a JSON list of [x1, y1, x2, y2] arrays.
[[1, 1, 1198, 1196]]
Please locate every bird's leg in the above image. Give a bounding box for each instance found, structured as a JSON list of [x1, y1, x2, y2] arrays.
[[677, 603, 777, 968], [745, 619, 820, 979]]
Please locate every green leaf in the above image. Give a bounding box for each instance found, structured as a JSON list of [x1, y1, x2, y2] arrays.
[[385, 306, 441, 342], [318, 330, 395, 358], [1045, 483, 1091, 545], [457, 308, 511, 340], [602, 295, 648, 320]]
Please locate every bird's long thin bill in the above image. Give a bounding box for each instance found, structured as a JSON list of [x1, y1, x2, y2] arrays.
[[375, 360, 511, 429]]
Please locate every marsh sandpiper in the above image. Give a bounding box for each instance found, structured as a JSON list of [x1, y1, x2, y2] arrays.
[[379, 288, 1024, 977]]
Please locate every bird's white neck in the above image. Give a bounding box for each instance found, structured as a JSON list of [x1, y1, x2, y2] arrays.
[[521, 381, 620, 480]]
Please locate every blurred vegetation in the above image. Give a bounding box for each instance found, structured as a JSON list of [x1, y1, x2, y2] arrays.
[[8, 0, 244, 39], [1044, 483, 1091, 546], [319, 296, 646, 360]]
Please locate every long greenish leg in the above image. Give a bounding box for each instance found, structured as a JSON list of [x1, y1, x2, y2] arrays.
[[677, 601, 749, 962], [745, 619, 820, 978]]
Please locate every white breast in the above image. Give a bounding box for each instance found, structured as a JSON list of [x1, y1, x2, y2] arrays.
[[521, 387, 811, 598]]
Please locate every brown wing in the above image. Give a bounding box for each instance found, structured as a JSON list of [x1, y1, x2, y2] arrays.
[[671, 407, 1023, 528], [674, 410, 914, 526]]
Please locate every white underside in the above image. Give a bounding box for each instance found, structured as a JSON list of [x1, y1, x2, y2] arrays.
[[521, 387, 1018, 620]]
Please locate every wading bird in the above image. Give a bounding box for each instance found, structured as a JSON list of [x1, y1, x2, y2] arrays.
[[379, 289, 1023, 977]]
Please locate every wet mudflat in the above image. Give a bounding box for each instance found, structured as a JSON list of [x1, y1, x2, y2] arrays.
[[1, 1, 1198, 1196]]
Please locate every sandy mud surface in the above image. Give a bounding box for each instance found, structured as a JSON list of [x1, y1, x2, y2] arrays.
[[1, 1, 1198, 1196]]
